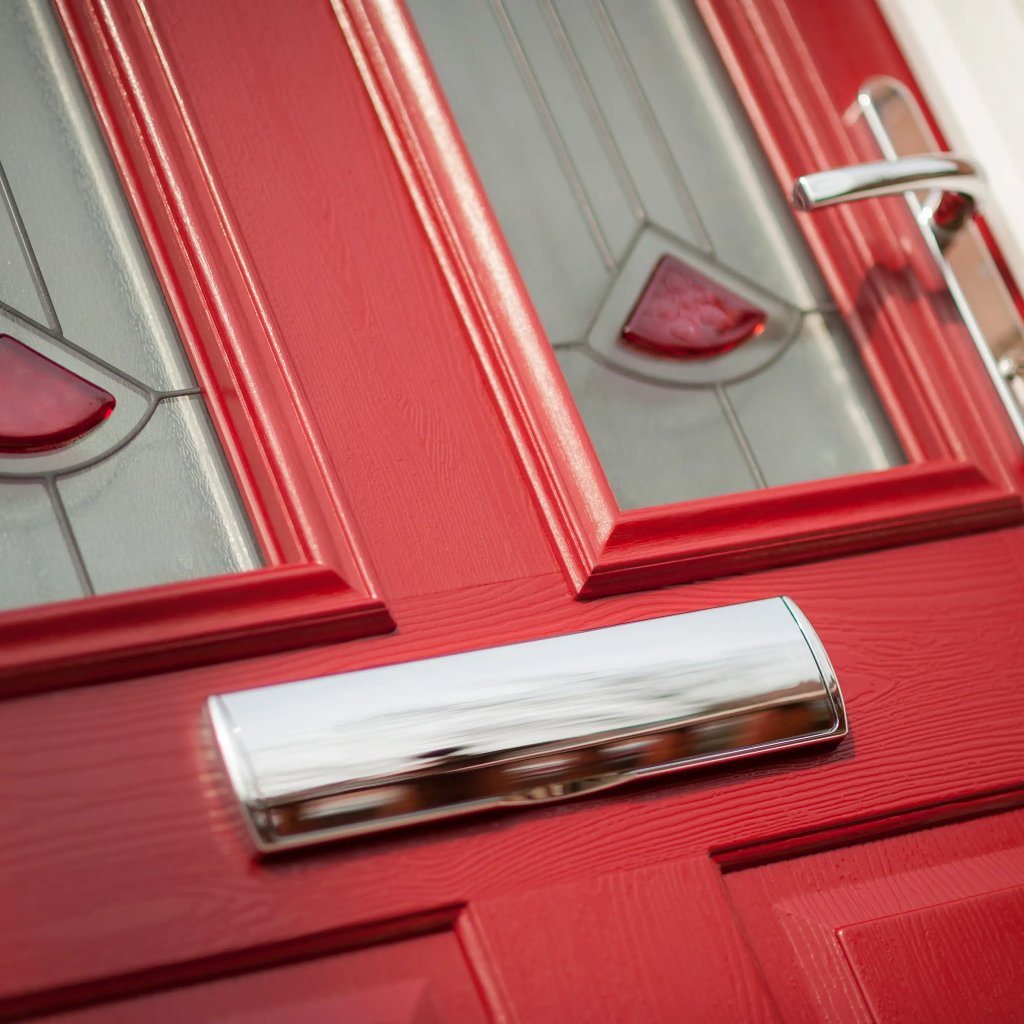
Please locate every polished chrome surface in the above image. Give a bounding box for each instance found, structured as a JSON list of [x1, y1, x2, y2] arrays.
[[851, 76, 1024, 445], [791, 154, 983, 214], [210, 597, 847, 852]]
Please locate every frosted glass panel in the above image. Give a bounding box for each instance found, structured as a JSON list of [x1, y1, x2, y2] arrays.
[[0, 188, 48, 327], [0, 480, 83, 610], [727, 314, 899, 486], [0, 0, 260, 611], [408, 0, 904, 509], [556, 349, 758, 507], [58, 397, 259, 594], [0, 0, 193, 389]]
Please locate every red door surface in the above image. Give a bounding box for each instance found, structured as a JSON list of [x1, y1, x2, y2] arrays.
[[4, 0, 1024, 1022]]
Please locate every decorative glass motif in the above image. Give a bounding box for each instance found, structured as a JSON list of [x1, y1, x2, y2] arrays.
[[621, 255, 766, 360], [409, 0, 906, 510], [0, 0, 260, 613], [0, 333, 115, 452]]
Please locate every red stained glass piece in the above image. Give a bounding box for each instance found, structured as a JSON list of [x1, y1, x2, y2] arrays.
[[0, 334, 115, 453], [621, 255, 767, 360]]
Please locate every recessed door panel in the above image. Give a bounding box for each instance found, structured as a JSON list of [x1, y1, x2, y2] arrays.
[[725, 807, 1024, 1023], [38, 928, 490, 1024]]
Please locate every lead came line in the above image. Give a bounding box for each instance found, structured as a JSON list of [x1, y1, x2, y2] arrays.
[[0, 158, 62, 334], [488, 0, 618, 270], [539, 0, 645, 224], [44, 477, 94, 596], [589, 0, 715, 255], [715, 383, 767, 489]]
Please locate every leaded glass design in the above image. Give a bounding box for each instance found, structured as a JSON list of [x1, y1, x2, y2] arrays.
[[0, 0, 260, 612], [408, 0, 905, 510]]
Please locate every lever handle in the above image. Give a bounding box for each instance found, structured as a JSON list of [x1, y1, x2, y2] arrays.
[[791, 154, 983, 220], [790, 76, 1024, 446]]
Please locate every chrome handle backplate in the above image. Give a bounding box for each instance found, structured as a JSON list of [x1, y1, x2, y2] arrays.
[[791, 76, 1024, 444]]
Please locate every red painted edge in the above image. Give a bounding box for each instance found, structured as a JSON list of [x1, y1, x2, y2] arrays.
[[0, 0, 395, 695], [0, 565, 393, 700], [585, 461, 1019, 596], [62, 0, 386, 584], [713, 782, 1024, 872], [339, 0, 1024, 599], [332, 0, 616, 593]]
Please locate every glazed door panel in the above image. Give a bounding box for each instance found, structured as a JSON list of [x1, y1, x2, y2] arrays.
[[4, 1, 1024, 1022]]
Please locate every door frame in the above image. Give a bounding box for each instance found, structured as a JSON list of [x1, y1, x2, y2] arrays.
[[6, 0, 1024, 1019]]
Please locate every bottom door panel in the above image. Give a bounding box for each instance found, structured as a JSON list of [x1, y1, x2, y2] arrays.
[[40, 928, 490, 1024], [470, 855, 780, 1024], [840, 886, 1024, 1024], [725, 805, 1024, 1024]]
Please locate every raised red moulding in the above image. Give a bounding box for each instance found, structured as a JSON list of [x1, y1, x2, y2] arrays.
[[0, 334, 116, 454], [621, 255, 767, 360]]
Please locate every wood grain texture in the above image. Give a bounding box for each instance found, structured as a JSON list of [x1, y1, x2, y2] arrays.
[[470, 856, 780, 1024], [37, 927, 489, 1023], [131, 0, 558, 600], [7, 0, 1024, 1018], [725, 806, 1024, 1023], [5, 528, 1024, 1011]]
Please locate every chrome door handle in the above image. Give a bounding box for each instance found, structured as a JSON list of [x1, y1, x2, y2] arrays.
[[789, 76, 1024, 445], [792, 154, 983, 243]]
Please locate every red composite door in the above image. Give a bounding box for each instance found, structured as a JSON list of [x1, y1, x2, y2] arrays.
[[5, 0, 1024, 1022]]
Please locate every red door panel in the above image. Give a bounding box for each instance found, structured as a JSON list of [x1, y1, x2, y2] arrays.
[[726, 807, 1024, 1023], [841, 886, 1024, 1024], [39, 927, 489, 1023], [113, 0, 561, 601], [471, 856, 780, 1023], [3, 0, 1024, 1020]]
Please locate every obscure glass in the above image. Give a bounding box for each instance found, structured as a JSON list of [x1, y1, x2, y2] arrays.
[[58, 397, 260, 595], [0, 480, 83, 611], [408, 0, 905, 509], [0, 0, 260, 610]]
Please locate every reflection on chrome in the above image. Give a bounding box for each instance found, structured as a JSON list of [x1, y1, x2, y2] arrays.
[[209, 597, 847, 853], [790, 76, 1024, 446]]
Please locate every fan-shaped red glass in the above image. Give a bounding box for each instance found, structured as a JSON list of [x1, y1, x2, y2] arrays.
[[0, 334, 115, 453], [621, 255, 766, 360]]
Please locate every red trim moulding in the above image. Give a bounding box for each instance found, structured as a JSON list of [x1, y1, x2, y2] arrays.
[[337, 0, 1024, 599], [0, 905, 461, 1021], [0, 566, 392, 700], [0, 0, 395, 699]]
